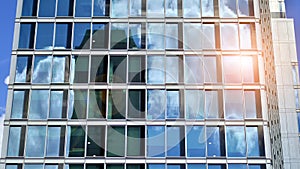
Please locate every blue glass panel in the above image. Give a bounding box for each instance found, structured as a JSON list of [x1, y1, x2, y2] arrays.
[[57, 0, 73, 16], [248, 165, 265, 169], [55, 24, 72, 49], [6, 165, 19, 169], [111, 0, 128, 18], [166, 56, 180, 83], [147, 56, 165, 84], [167, 165, 185, 169], [15, 56, 31, 83], [224, 90, 244, 120], [167, 127, 184, 156], [24, 164, 44, 169], [147, 126, 165, 157], [147, 23, 164, 49], [130, 0, 142, 16], [38, 0, 56, 17], [207, 127, 222, 157], [165, 24, 178, 49], [46, 127, 61, 156], [75, 0, 92, 17], [185, 90, 204, 119], [185, 56, 203, 84], [36, 23, 54, 50], [183, 0, 200, 18], [28, 90, 49, 119], [19, 23, 35, 49], [11, 91, 25, 119], [201, 0, 214, 17], [147, 90, 166, 119], [22, 0, 37, 16], [167, 90, 180, 119], [49, 91, 64, 118], [129, 24, 142, 49], [52, 56, 66, 83], [148, 164, 165, 169], [7, 127, 21, 156], [165, 0, 178, 17], [32, 56, 52, 84], [246, 127, 260, 156], [25, 126, 46, 157], [187, 164, 205, 169], [298, 113, 300, 132], [228, 164, 247, 169], [219, 0, 237, 18], [45, 165, 59, 169], [186, 126, 206, 157], [147, 0, 164, 17], [94, 0, 110, 16], [226, 126, 246, 157], [73, 23, 91, 49], [208, 165, 225, 169], [239, 0, 250, 16]]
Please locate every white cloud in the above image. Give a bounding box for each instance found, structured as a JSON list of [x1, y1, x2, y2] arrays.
[[4, 76, 9, 85]]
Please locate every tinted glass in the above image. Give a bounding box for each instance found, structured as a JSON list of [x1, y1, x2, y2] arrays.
[[55, 24, 72, 49], [92, 23, 109, 49], [38, 0, 56, 17], [204, 57, 217, 83], [147, 23, 164, 49], [185, 56, 203, 84], [90, 55, 108, 82], [201, 0, 214, 17], [166, 56, 181, 83], [19, 23, 35, 49], [221, 24, 239, 50], [67, 126, 85, 157], [226, 126, 246, 157], [167, 127, 184, 156], [127, 126, 145, 156], [165, 24, 178, 49], [73, 23, 91, 49], [75, 0, 92, 17], [107, 165, 124, 169], [29, 90, 49, 119], [71, 56, 89, 83], [24, 164, 43, 169], [107, 126, 125, 157], [128, 56, 145, 83], [130, 0, 142, 16], [184, 23, 202, 50], [88, 90, 106, 118], [129, 24, 144, 49], [87, 126, 105, 156], [36, 23, 54, 50], [246, 127, 261, 156], [22, 0, 37, 16], [240, 24, 252, 49], [111, 0, 128, 18], [147, 0, 164, 17], [147, 90, 166, 119], [7, 127, 22, 156], [167, 90, 181, 119], [224, 90, 244, 120], [219, 0, 237, 18], [185, 90, 204, 119], [202, 24, 215, 49], [165, 0, 178, 17], [108, 90, 126, 119], [239, 0, 252, 16], [148, 164, 165, 169], [6, 165, 20, 169], [52, 56, 66, 83], [49, 90, 64, 118], [86, 164, 104, 169], [111, 23, 128, 49], [245, 91, 257, 118], [94, 0, 110, 16], [207, 127, 224, 157], [128, 90, 145, 118], [187, 164, 205, 169], [11, 91, 25, 119], [15, 56, 31, 83], [109, 56, 127, 83], [57, 0, 73, 16], [147, 126, 165, 157], [227, 164, 247, 169], [183, 0, 200, 18], [223, 56, 242, 83], [205, 91, 219, 118], [46, 127, 62, 156], [70, 90, 87, 119], [32, 56, 52, 83], [147, 56, 165, 84], [186, 126, 205, 157], [26, 126, 46, 157]]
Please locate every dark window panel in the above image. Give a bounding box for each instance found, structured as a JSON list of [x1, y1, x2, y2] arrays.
[[72, 56, 89, 83], [127, 126, 145, 156], [19, 23, 35, 49], [55, 24, 72, 49], [73, 23, 91, 49], [88, 90, 106, 118], [36, 23, 54, 50], [67, 164, 84, 169], [92, 23, 109, 49], [75, 0, 92, 17], [107, 165, 124, 169], [93, 0, 110, 16], [90, 55, 108, 83], [128, 56, 145, 83], [86, 164, 104, 169], [38, 0, 56, 17], [67, 126, 85, 157], [109, 56, 127, 83], [15, 56, 32, 83], [111, 23, 128, 49], [21, 0, 37, 16], [127, 164, 145, 169], [107, 126, 125, 157], [57, 0, 74, 16], [128, 90, 145, 119], [108, 90, 126, 119], [70, 90, 87, 119], [87, 126, 105, 157]]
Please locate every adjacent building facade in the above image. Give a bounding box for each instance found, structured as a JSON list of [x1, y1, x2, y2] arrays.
[[1, 0, 299, 169]]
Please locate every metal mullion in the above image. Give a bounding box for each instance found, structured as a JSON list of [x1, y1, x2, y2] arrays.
[[36, 0, 41, 17], [54, 0, 58, 17]]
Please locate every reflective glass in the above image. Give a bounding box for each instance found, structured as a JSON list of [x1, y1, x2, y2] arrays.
[[128, 56, 145, 83], [186, 126, 205, 157], [90, 55, 108, 82], [221, 24, 239, 50], [88, 90, 106, 118], [226, 126, 246, 157], [45, 165, 59, 169], [147, 126, 165, 157], [7, 127, 22, 156], [46, 127, 62, 156], [241, 56, 254, 82], [147, 56, 165, 84], [187, 164, 205, 169], [185, 56, 203, 84], [224, 90, 244, 119], [57, 0, 73, 16], [208, 165, 226, 169], [166, 24, 179, 49], [73, 23, 91, 49], [166, 0, 178, 17], [111, 23, 128, 49], [70, 90, 87, 119], [184, 23, 202, 50], [15, 56, 31, 83], [201, 0, 214, 17], [71, 56, 89, 83], [108, 90, 126, 119], [94, 0, 110, 16], [86, 164, 104, 169], [202, 24, 215, 49], [107, 126, 125, 157], [49, 90, 64, 118], [109, 56, 127, 83], [38, 0, 56, 17], [240, 24, 252, 49], [87, 126, 105, 156], [167, 126, 184, 156], [111, 0, 128, 18], [29, 90, 49, 119], [219, 0, 237, 18], [207, 127, 224, 157], [147, 23, 164, 50], [167, 90, 181, 119], [248, 165, 266, 169], [298, 113, 300, 132], [127, 126, 145, 156], [205, 91, 219, 118], [239, 0, 251, 16], [246, 127, 261, 156], [147, 0, 164, 17], [223, 56, 242, 83], [129, 24, 144, 49], [128, 90, 145, 118], [204, 57, 217, 83], [167, 165, 185, 169], [183, 0, 200, 18], [67, 126, 85, 157], [148, 164, 165, 169], [227, 164, 247, 169], [147, 90, 166, 119], [107, 165, 124, 169], [66, 164, 84, 169], [55, 24, 72, 49], [166, 56, 181, 83], [6, 165, 20, 169], [130, 0, 142, 16], [19, 23, 35, 49], [25, 126, 46, 157], [75, 0, 92, 17], [185, 90, 204, 119], [127, 164, 145, 169], [11, 91, 25, 119], [32, 56, 52, 83], [245, 91, 257, 118], [92, 23, 109, 49], [24, 164, 43, 169], [52, 56, 66, 83], [36, 23, 54, 50], [22, 0, 37, 16]]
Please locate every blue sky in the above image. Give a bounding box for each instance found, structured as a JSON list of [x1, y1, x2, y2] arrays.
[[0, 1, 299, 117]]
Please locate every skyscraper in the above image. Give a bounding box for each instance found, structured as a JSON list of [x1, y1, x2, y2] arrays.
[[1, 0, 299, 169]]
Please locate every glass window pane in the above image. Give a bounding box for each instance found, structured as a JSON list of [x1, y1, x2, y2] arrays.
[[92, 23, 109, 49], [147, 23, 164, 50], [87, 126, 105, 156], [167, 165, 185, 169], [24, 164, 43, 169], [185, 90, 204, 119], [221, 24, 239, 50], [111, 23, 128, 49], [147, 0, 164, 17], [52, 56, 66, 83], [184, 23, 202, 50], [202, 24, 215, 49], [93, 0, 110, 16], [70, 90, 87, 119], [45, 165, 59, 169], [86, 164, 104, 169], [15, 56, 32, 83], [36, 23, 54, 50], [219, 0, 237, 18], [298, 113, 300, 132], [187, 164, 205, 169], [224, 90, 244, 119], [38, 0, 56, 17], [183, 0, 200, 18], [226, 126, 246, 157], [90, 55, 108, 82], [240, 24, 252, 49], [25, 126, 46, 157], [19, 23, 35, 49], [147, 56, 165, 84], [11, 90, 26, 119], [127, 126, 145, 156], [130, 0, 142, 16], [32, 56, 52, 84], [46, 127, 62, 156], [204, 57, 217, 83], [166, 56, 180, 83], [246, 127, 261, 157], [201, 0, 214, 17], [129, 24, 144, 49], [6, 165, 21, 169], [75, 0, 92, 17], [66, 164, 84, 169], [228, 164, 246, 169], [55, 24, 72, 49], [147, 90, 166, 119], [107, 165, 124, 169], [128, 90, 145, 118], [208, 165, 226, 169], [88, 90, 106, 118], [107, 126, 125, 157], [167, 90, 181, 119], [207, 127, 224, 157], [148, 164, 165, 169], [223, 56, 242, 83], [185, 56, 204, 84], [241, 56, 254, 82], [22, 0, 37, 16], [7, 127, 22, 156], [29, 90, 49, 119], [166, 0, 178, 17], [67, 126, 85, 157], [167, 127, 184, 157], [49, 90, 64, 118], [73, 23, 91, 49], [245, 91, 257, 118], [109, 56, 127, 83], [205, 91, 219, 118], [186, 126, 205, 157], [127, 164, 145, 169], [57, 0, 73, 16], [71, 56, 89, 83], [128, 56, 145, 83], [147, 126, 165, 157], [239, 0, 251, 16], [111, 0, 128, 18], [108, 90, 126, 119], [248, 165, 266, 169]]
